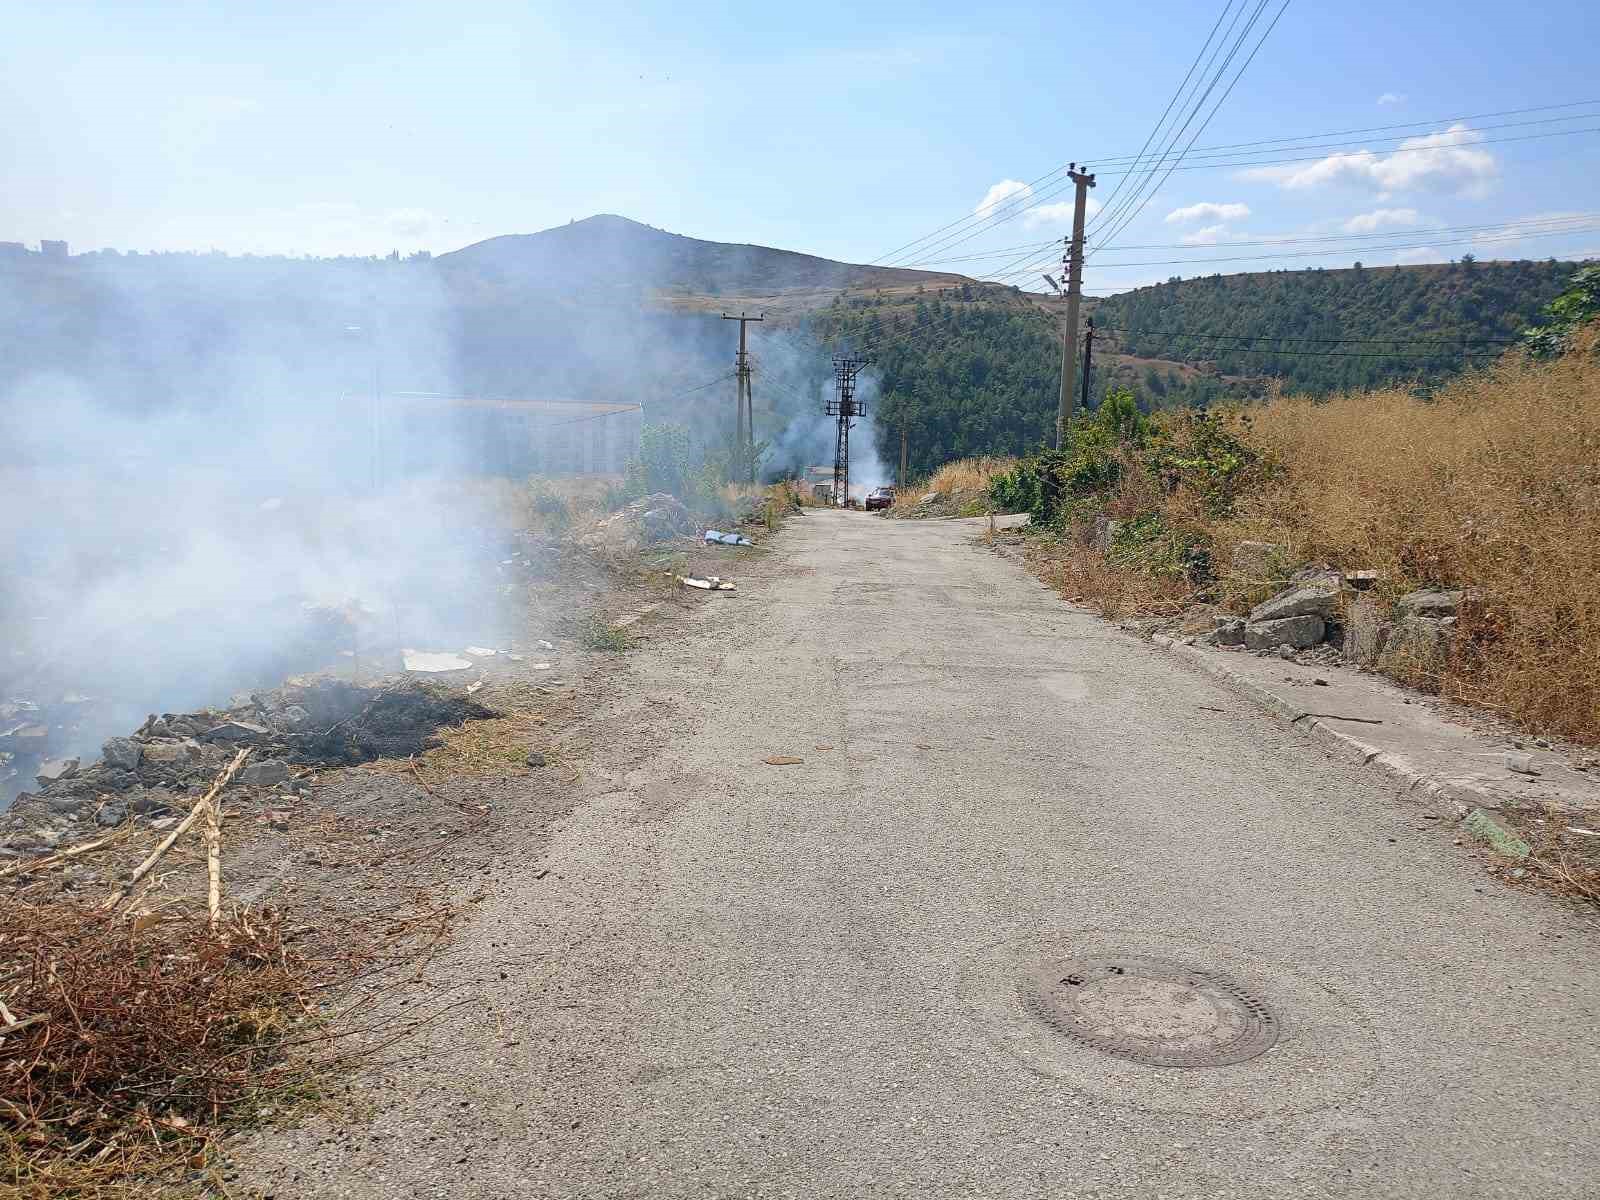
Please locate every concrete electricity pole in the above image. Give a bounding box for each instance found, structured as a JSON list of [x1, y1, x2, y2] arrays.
[[1056, 165, 1096, 449], [722, 312, 764, 481], [899, 425, 909, 490]]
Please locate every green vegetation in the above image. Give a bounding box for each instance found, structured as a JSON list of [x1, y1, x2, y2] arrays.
[[1521, 265, 1600, 356], [809, 291, 1059, 477], [988, 390, 1261, 532], [810, 260, 1587, 478], [620, 421, 764, 509], [1089, 259, 1580, 401], [577, 615, 631, 652]]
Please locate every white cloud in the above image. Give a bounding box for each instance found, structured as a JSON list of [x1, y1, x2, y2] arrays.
[[1023, 197, 1101, 228], [1394, 246, 1438, 264], [974, 179, 1031, 218], [1164, 201, 1251, 224], [1239, 124, 1497, 197], [1341, 207, 1421, 233], [973, 179, 1100, 228], [1377, 92, 1407, 106], [1180, 223, 1234, 246]]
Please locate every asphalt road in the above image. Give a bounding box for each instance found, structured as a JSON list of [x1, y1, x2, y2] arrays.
[[247, 509, 1600, 1199]]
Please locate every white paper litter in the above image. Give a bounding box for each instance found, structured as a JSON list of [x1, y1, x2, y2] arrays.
[[402, 650, 473, 673]]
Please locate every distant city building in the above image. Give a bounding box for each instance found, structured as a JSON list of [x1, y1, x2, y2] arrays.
[[0, 241, 26, 258], [377, 393, 643, 477], [40, 240, 68, 258]]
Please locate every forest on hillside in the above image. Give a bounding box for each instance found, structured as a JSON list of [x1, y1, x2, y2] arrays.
[[1090, 258, 1583, 400], [808, 292, 1060, 477], [810, 259, 1591, 473]]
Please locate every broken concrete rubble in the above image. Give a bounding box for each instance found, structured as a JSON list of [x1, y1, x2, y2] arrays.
[[239, 758, 291, 787], [1342, 596, 1390, 668], [1397, 588, 1470, 618], [101, 736, 143, 770], [1380, 615, 1451, 675], [1248, 583, 1339, 624], [1243, 614, 1326, 651], [6, 677, 494, 843]]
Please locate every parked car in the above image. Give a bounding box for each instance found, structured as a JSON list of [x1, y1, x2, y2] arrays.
[[864, 486, 896, 511]]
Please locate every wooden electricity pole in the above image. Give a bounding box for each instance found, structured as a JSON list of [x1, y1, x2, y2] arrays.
[[722, 311, 764, 481], [1056, 165, 1096, 449], [899, 425, 909, 490]]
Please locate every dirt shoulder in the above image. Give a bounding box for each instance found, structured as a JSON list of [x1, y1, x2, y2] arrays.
[[221, 529, 794, 1195]]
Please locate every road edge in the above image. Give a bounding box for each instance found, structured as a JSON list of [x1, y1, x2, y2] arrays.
[[1147, 632, 1532, 855]]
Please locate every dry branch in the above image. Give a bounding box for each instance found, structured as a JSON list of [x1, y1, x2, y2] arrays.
[[205, 787, 225, 928], [101, 747, 250, 913], [0, 828, 126, 878]]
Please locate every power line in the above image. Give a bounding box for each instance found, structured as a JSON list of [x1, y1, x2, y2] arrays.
[[1092, 0, 1292, 254], [855, 97, 1600, 281], [1093, 324, 1518, 346], [1089, 0, 1266, 240], [1091, 123, 1600, 177], [1096, 330, 1501, 360], [1081, 221, 1600, 269], [1086, 0, 1241, 236], [900, 212, 1600, 266]]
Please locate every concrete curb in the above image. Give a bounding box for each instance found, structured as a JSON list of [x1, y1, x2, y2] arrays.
[[1147, 633, 1543, 818]]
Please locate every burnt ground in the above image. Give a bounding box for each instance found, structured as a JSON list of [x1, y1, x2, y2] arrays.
[[2, 512, 782, 1195]]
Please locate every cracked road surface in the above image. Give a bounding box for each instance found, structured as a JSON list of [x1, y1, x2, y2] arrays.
[[248, 510, 1600, 1199]]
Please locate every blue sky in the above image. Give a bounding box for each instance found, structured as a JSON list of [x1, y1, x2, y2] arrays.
[[3, 0, 1597, 287]]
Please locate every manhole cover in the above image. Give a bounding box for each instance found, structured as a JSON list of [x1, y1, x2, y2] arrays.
[[1019, 954, 1278, 1068]]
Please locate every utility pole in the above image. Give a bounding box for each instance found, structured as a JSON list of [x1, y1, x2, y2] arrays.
[[1056, 164, 1096, 449], [825, 355, 869, 507], [1080, 317, 1094, 415], [721, 312, 764, 481], [899, 425, 909, 490]]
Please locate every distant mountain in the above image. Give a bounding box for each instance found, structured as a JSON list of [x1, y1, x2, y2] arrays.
[[435, 214, 966, 306]]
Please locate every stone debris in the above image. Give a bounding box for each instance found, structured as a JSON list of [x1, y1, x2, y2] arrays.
[[1249, 583, 1339, 625], [1342, 596, 1390, 668], [101, 737, 143, 771], [1396, 588, 1468, 618], [239, 759, 292, 788], [204, 720, 272, 743], [35, 757, 79, 786], [1244, 614, 1326, 651], [5, 677, 493, 844]]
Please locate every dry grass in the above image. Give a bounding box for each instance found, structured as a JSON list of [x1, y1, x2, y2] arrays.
[[1025, 534, 1195, 619], [1025, 339, 1600, 742], [0, 903, 320, 1198], [1217, 341, 1600, 740], [464, 475, 618, 538], [890, 456, 1018, 514]]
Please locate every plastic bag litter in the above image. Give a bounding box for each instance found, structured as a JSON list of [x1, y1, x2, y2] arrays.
[[679, 576, 736, 591], [704, 530, 753, 546]]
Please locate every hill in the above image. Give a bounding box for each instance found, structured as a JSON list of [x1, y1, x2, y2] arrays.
[[810, 259, 1592, 476], [1086, 258, 1584, 402], [437, 214, 966, 311]]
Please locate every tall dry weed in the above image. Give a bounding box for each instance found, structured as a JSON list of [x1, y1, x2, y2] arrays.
[[1224, 346, 1600, 739], [890, 456, 1017, 512]]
